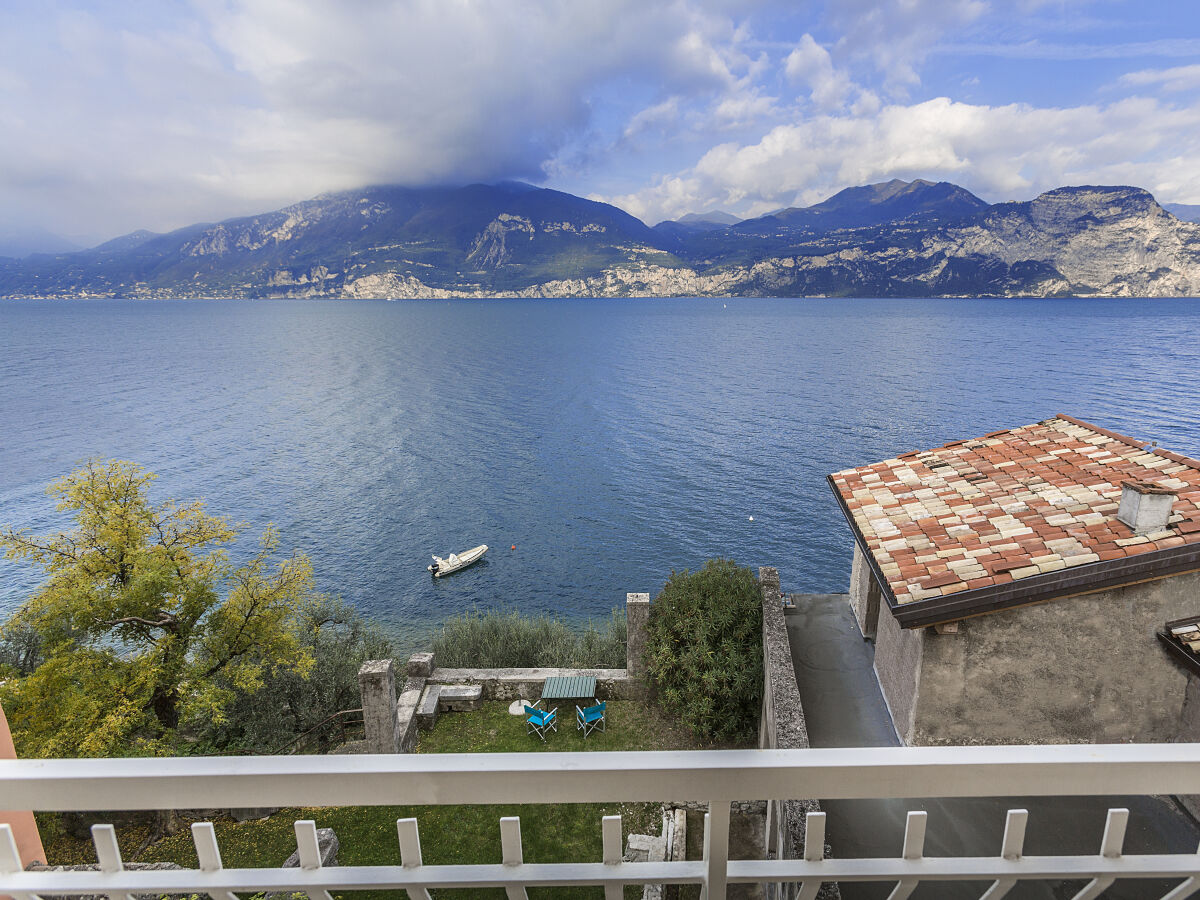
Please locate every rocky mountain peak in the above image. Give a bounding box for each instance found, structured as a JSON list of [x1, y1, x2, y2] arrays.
[[1029, 185, 1165, 231]]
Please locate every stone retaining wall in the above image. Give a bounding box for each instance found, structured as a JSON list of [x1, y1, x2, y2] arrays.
[[428, 667, 644, 701], [758, 567, 836, 900], [673, 799, 767, 816]]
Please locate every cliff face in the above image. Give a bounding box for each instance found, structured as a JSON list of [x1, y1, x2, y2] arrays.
[[941, 187, 1200, 297], [3, 182, 1198, 299]]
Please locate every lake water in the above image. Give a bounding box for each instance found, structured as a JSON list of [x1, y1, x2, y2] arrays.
[[2, 297, 1199, 650]]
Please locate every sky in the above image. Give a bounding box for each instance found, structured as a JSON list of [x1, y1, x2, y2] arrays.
[[2, 0, 1199, 248]]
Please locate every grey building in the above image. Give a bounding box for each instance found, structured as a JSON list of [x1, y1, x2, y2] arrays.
[[828, 414, 1200, 746]]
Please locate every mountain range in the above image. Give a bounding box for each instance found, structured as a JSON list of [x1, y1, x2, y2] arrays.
[[2, 178, 1198, 299]]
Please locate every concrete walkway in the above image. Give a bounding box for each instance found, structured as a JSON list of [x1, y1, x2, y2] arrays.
[[785, 593, 1200, 900]]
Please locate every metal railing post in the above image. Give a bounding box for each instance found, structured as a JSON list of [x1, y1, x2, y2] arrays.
[[702, 800, 732, 900], [501, 815, 529, 900], [602, 814, 623, 900], [397, 818, 433, 900]]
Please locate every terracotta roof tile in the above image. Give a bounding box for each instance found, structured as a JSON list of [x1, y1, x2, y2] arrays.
[[829, 416, 1200, 605]]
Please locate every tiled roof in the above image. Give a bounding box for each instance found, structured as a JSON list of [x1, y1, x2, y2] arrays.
[[829, 415, 1200, 607]]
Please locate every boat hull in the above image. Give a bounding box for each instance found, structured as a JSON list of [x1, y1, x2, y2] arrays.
[[429, 544, 488, 577]]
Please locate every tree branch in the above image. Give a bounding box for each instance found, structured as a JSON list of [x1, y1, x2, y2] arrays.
[[98, 613, 178, 630]]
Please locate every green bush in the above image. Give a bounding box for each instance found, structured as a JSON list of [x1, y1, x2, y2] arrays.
[[207, 596, 394, 754], [432, 608, 626, 669], [644, 558, 763, 742]]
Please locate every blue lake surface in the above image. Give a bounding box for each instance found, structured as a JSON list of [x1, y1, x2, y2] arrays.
[[2, 297, 1199, 650]]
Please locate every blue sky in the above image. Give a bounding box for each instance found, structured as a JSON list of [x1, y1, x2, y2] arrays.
[[1, 0, 1199, 246]]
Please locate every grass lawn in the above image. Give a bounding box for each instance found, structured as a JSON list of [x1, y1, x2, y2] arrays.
[[416, 699, 738, 753], [40, 700, 732, 899]]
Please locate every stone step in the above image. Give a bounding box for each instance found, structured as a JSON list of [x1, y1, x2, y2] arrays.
[[395, 677, 424, 753], [416, 683, 442, 730], [438, 683, 483, 711]]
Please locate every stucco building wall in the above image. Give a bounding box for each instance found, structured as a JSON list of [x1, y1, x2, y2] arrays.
[[859, 563, 1200, 746]]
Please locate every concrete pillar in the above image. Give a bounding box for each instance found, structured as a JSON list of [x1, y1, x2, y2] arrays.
[[358, 659, 400, 754], [626, 592, 651, 677]]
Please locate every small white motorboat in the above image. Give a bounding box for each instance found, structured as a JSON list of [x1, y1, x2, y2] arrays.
[[428, 544, 488, 577]]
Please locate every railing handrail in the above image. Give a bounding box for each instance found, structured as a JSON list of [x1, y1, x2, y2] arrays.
[[10, 742, 1200, 811]]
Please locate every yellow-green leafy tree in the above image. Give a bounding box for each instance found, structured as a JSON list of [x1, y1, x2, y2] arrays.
[[0, 460, 317, 757]]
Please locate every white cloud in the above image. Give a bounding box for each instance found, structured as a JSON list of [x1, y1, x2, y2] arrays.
[[2, 0, 1198, 244], [830, 0, 989, 94], [785, 34, 852, 109], [624, 98, 683, 139], [602, 95, 1200, 223], [0, 0, 763, 242], [1120, 64, 1200, 93], [942, 38, 1200, 60]]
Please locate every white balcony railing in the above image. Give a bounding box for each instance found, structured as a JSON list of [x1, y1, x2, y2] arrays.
[[6, 744, 1200, 900]]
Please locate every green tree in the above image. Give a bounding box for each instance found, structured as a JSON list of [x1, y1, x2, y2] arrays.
[[643, 558, 763, 742], [210, 595, 394, 754], [0, 460, 318, 757]]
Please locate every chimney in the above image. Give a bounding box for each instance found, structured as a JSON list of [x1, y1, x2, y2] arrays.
[[1117, 480, 1177, 534]]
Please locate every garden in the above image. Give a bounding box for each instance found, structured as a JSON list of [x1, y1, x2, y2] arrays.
[[4, 467, 765, 897], [39, 698, 736, 899]]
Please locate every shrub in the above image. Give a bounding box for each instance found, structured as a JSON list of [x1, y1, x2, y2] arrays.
[[644, 558, 763, 742], [208, 596, 394, 754], [432, 607, 626, 669]]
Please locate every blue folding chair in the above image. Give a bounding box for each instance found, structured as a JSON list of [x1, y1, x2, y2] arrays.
[[525, 700, 558, 742], [576, 699, 605, 738]]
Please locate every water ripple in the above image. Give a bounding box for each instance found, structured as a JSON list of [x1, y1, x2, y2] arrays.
[[2, 296, 1199, 650]]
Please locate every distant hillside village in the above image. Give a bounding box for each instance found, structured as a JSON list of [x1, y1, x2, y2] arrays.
[[2, 178, 1198, 299]]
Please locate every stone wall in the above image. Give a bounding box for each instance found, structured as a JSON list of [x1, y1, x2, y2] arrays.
[[888, 570, 1200, 746], [758, 567, 833, 900], [626, 592, 650, 677], [428, 667, 644, 701], [356, 591, 651, 754]]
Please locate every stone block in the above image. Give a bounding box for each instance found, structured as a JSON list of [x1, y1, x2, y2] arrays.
[[438, 683, 483, 711], [428, 668, 644, 701], [416, 684, 441, 730], [266, 829, 338, 900], [407, 652, 435, 678], [278, 827, 339, 869], [395, 677, 424, 753], [670, 807, 686, 863]]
